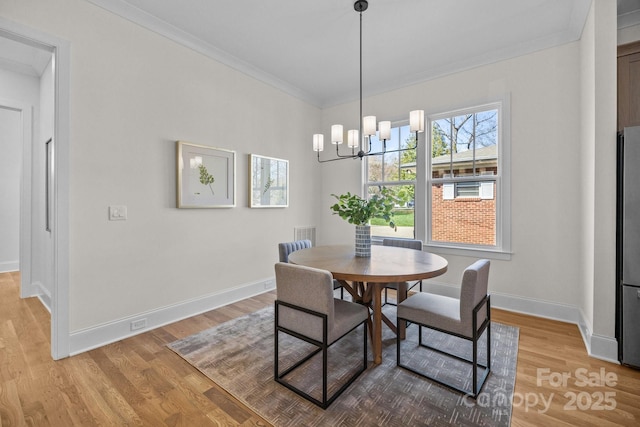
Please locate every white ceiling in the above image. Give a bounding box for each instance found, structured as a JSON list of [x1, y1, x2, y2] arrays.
[[2, 1, 639, 107], [86, 0, 593, 107], [0, 35, 51, 77]]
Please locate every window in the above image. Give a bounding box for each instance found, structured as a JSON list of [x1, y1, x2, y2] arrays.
[[365, 123, 416, 239], [427, 102, 508, 253], [454, 181, 479, 198], [361, 100, 510, 257]]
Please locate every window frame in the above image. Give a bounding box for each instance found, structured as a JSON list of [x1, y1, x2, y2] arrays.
[[421, 99, 511, 259], [363, 119, 417, 242]]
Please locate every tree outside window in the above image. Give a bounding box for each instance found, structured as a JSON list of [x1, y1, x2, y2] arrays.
[[365, 124, 416, 239]]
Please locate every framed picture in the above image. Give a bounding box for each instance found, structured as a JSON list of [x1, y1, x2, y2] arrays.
[[176, 141, 236, 208], [249, 154, 289, 208]]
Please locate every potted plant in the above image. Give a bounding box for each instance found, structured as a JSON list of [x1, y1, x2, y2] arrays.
[[330, 187, 406, 257]]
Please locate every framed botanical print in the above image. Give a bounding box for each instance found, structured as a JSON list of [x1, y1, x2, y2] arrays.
[[249, 154, 288, 208], [176, 141, 236, 208]]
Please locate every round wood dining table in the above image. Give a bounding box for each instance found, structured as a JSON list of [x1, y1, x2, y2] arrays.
[[288, 244, 448, 364]]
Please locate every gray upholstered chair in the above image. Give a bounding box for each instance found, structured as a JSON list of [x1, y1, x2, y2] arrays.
[[274, 262, 368, 409], [396, 259, 491, 398], [278, 239, 312, 263], [382, 238, 423, 305], [278, 239, 343, 299]]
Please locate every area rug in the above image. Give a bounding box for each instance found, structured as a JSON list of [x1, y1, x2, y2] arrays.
[[168, 306, 519, 426]]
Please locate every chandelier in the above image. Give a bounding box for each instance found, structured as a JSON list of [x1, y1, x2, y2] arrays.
[[312, 0, 424, 163]]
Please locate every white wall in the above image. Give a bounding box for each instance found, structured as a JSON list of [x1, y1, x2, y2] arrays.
[[590, 0, 617, 355], [0, 0, 322, 342], [0, 106, 21, 271], [321, 41, 584, 304], [0, 69, 40, 273], [31, 56, 54, 306], [319, 2, 618, 361], [579, 1, 596, 346]]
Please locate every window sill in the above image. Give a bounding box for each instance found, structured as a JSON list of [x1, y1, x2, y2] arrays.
[[372, 237, 511, 261], [423, 244, 512, 261]]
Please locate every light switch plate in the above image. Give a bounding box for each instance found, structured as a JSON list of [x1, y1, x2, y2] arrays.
[[109, 205, 127, 221]]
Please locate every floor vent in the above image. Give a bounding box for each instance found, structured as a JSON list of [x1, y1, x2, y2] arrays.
[[294, 226, 316, 246]]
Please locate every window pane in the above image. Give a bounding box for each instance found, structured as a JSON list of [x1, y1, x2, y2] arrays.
[[368, 125, 416, 182], [367, 155, 383, 182], [383, 152, 400, 181], [368, 184, 415, 239], [428, 105, 499, 248], [431, 181, 496, 245], [365, 124, 416, 239], [400, 128, 417, 182], [431, 109, 498, 178]]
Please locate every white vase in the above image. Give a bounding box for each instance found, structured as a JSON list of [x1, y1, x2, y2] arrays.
[[355, 224, 371, 257]]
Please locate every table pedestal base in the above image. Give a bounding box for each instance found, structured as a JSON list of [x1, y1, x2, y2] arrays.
[[337, 280, 408, 365]]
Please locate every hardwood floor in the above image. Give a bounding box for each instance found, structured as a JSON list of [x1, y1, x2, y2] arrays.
[[1, 270, 639, 426]]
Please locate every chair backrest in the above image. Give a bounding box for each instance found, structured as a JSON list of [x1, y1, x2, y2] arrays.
[[459, 259, 490, 327], [382, 238, 423, 251], [274, 262, 335, 340], [278, 239, 312, 263]]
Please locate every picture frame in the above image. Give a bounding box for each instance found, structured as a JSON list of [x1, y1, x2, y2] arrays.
[[176, 141, 236, 208], [249, 154, 289, 208]]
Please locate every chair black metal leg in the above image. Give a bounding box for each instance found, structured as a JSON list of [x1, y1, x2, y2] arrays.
[[473, 331, 478, 396], [322, 344, 328, 406], [397, 312, 491, 398], [274, 303, 279, 381], [274, 300, 368, 409]]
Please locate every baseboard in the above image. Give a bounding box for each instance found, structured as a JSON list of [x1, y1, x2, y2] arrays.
[[68, 277, 276, 356], [490, 292, 582, 324], [424, 281, 619, 364], [0, 261, 19, 273], [575, 307, 619, 364], [34, 282, 52, 313], [66, 277, 620, 362]]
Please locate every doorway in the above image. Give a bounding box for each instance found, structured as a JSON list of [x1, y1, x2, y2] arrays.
[[0, 18, 70, 359]]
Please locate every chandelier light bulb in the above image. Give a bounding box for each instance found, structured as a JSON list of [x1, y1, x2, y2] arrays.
[[331, 124, 344, 144], [410, 110, 425, 133], [379, 121, 391, 140], [313, 134, 324, 152], [363, 116, 377, 136], [347, 129, 359, 148]]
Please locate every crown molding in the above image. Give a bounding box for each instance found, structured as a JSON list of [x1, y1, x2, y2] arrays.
[[85, 0, 319, 106], [619, 9, 640, 29]]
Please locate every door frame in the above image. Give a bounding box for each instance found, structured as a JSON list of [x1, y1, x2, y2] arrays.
[[0, 17, 71, 360]]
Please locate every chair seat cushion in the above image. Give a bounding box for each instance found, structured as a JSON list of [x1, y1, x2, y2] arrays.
[[397, 292, 471, 338], [331, 299, 369, 344]]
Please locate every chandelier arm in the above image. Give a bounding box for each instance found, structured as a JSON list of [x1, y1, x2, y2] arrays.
[[366, 145, 415, 157], [317, 144, 416, 162], [335, 145, 359, 158], [362, 136, 372, 154], [317, 152, 358, 163]]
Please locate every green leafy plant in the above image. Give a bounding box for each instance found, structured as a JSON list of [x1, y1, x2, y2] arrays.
[[198, 164, 215, 195], [330, 187, 406, 230]]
